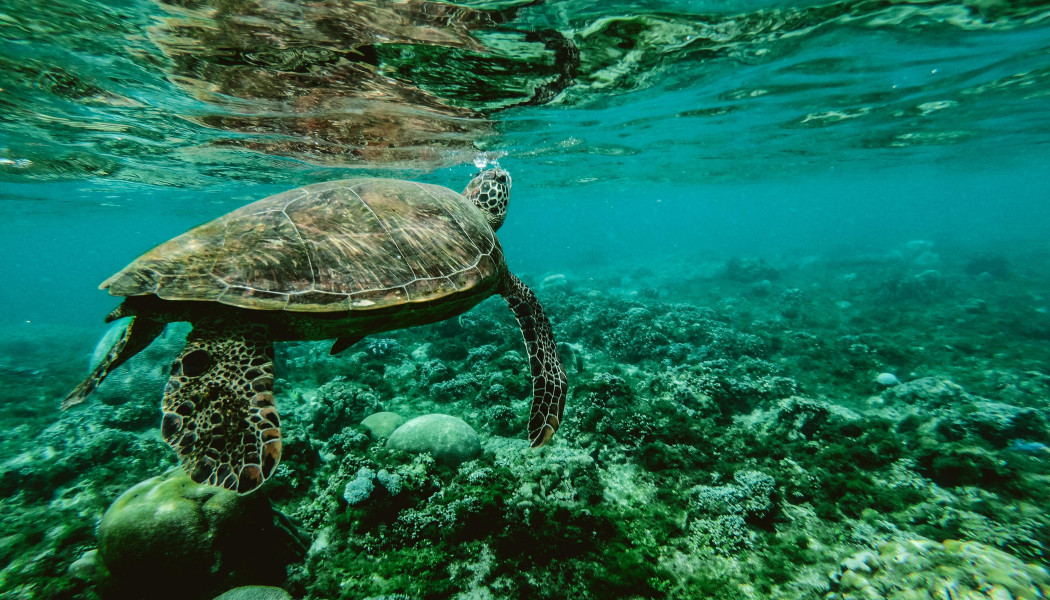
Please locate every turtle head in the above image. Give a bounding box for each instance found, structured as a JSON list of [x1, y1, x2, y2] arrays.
[[463, 167, 511, 231]]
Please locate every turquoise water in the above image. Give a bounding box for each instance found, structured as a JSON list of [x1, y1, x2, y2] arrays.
[[2, 1, 1050, 598]]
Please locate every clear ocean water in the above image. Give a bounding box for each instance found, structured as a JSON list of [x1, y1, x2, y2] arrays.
[[2, 1, 1050, 598]]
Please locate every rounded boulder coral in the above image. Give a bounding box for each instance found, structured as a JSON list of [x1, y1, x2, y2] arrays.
[[96, 469, 302, 598]]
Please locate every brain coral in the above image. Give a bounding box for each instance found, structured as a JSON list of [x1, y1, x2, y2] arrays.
[[828, 537, 1050, 600]]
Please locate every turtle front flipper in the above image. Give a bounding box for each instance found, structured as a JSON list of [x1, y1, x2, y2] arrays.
[[499, 273, 567, 447], [330, 334, 364, 356], [62, 315, 164, 410], [162, 319, 280, 494]]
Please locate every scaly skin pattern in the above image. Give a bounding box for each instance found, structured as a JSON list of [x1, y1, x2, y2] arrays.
[[499, 273, 567, 447], [161, 318, 280, 494], [61, 316, 164, 409]]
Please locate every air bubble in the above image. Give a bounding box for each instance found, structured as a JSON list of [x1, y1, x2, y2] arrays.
[[472, 151, 507, 171]]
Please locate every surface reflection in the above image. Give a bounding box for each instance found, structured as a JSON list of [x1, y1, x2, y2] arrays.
[[148, 0, 520, 168]]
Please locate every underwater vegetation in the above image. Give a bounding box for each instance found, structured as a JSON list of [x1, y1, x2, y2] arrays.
[[1, 240, 1049, 599]]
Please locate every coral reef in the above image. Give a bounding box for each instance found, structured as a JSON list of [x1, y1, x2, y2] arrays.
[[361, 412, 407, 440], [386, 414, 482, 465], [96, 469, 304, 599], [2, 240, 1050, 599], [828, 538, 1050, 599]]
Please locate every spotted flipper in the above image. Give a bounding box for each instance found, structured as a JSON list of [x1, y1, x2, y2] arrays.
[[62, 315, 164, 410], [161, 319, 280, 494], [499, 273, 567, 447]]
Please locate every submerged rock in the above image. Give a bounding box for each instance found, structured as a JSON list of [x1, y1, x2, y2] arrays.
[[883, 376, 971, 408], [386, 414, 481, 465], [67, 549, 99, 581], [954, 399, 1049, 447], [96, 469, 300, 598], [874, 372, 899, 386], [212, 587, 293, 600], [539, 272, 570, 290], [361, 411, 407, 439]]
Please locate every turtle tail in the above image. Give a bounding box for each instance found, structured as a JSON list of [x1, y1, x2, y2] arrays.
[[499, 273, 567, 447], [62, 311, 164, 409]]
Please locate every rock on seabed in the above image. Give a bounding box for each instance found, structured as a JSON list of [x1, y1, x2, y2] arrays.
[[386, 414, 481, 465], [212, 586, 293, 600]]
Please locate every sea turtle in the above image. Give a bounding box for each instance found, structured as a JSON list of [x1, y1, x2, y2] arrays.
[[63, 168, 567, 494]]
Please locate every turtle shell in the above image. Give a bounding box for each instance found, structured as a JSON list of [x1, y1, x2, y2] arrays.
[[101, 178, 506, 312]]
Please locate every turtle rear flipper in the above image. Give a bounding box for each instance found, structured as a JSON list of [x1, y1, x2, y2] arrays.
[[500, 273, 567, 447], [162, 319, 280, 494], [62, 315, 164, 410]]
